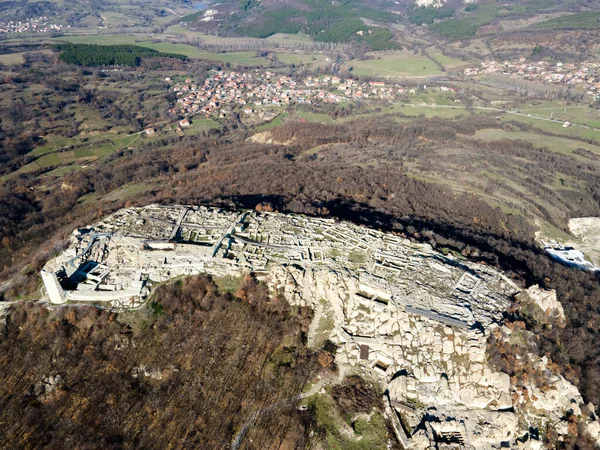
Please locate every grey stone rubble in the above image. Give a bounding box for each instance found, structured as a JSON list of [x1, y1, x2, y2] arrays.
[[41, 205, 600, 449]]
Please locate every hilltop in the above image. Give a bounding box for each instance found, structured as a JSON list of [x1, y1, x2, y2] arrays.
[[3, 204, 597, 448], [2, 2, 600, 448]]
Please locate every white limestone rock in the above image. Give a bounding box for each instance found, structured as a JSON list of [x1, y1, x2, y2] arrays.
[[516, 284, 565, 323], [442, 340, 454, 354], [529, 374, 583, 416]]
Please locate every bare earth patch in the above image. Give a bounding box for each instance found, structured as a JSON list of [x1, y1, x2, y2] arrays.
[[247, 131, 295, 145], [569, 217, 600, 265]]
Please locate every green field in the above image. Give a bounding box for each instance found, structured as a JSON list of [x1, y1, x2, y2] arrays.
[[181, 118, 219, 134], [100, 11, 138, 27], [266, 33, 311, 43], [30, 137, 73, 156], [329, 102, 471, 124], [426, 48, 470, 69], [500, 114, 600, 142], [275, 53, 328, 66], [256, 113, 288, 131], [92, 145, 116, 158], [36, 153, 63, 168], [346, 52, 443, 77], [0, 48, 52, 66], [54, 35, 144, 46], [19, 131, 145, 180], [166, 25, 208, 38], [391, 104, 469, 119], [517, 104, 600, 129], [166, 26, 310, 45], [112, 133, 142, 148], [0, 53, 25, 65], [74, 148, 94, 158], [54, 34, 445, 76], [471, 128, 600, 156], [209, 51, 269, 65]]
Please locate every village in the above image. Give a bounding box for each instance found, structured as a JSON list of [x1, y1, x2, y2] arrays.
[[168, 69, 460, 119], [0, 16, 67, 34], [39, 204, 600, 449], [465, 57, 600, 98]]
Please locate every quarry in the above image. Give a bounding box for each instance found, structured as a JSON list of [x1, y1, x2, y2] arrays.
[[41, 205, 600, 449]]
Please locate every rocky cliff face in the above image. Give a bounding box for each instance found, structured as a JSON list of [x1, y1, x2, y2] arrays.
[[268, 266, 600, 449]]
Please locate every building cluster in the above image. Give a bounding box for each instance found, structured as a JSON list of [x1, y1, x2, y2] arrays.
[[168, 70, 458, 118], [465, 58, 600, 96], [542, 240, 599, 272], [0, 17, 68, 33], [40, 205, 516, 321]]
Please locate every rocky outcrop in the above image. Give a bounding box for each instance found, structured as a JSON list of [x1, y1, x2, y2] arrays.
[[515, 284, 565, 325], [33, 374, 64, 399], [40, 205, 600, 449], [267, 265, 600, 449]]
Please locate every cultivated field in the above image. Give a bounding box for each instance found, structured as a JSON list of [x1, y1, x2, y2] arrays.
[[275, 53, 328, 66], [166, 26, 311, 45], [345, 52, 444, 77], [471, 129, 600, 157]]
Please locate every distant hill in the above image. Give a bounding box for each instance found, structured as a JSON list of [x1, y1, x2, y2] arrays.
[[180, 0, 404, 50], [0, 0, 195, 30], [179, 0, 600, 53]]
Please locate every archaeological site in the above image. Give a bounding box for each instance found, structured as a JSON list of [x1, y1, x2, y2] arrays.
[[41, 205, 600, 449]]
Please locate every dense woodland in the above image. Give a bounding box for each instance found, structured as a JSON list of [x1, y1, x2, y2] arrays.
[[56, 44, 188, 67], [2, 0, 600, 448], [0, 275, 327, 449], [178, 0, 600, 63]]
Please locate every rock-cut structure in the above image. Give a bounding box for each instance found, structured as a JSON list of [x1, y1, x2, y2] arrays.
[[41, 205, 600, 449]]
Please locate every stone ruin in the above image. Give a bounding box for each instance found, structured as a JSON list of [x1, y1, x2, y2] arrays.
[[40, 205, 600, 449]]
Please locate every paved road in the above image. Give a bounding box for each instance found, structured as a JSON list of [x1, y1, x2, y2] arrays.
[[231, 235, 288, 250], [391, 102, 600, 134], [66, 233, 113, 267], [296, 376, 335, 400], [168, 208, 189, 241]]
